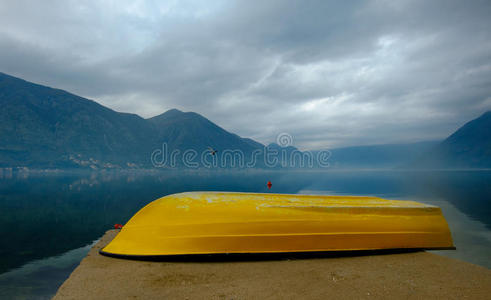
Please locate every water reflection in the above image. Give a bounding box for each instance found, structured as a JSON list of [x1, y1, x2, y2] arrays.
[[0, 170, 489, 299], [0, 170, 297, 274], [0, 242, 96, 300]]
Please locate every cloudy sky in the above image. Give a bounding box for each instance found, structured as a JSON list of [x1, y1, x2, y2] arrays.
[[1, 0, 490, 149]]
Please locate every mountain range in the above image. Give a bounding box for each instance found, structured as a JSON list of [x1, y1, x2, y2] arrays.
[[0, 72, 263, 169], [324, 112, 491, 169], [325, 141, 440, 169], [0, 72, 489, 169], [411, 111, 491, 169]]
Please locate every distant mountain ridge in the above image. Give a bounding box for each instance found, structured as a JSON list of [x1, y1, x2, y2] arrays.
[[324, 141, 440, 169], [413, 111, 491, 168], [0, 72, 489, 169], [148, 109, 262, 153], [0, 72, 263, 168], [0, 72, 156, 168]]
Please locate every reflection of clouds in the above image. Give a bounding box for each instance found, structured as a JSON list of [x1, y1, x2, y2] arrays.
[[66, 170, 178, 191], [69, 177, 100, 191], [68, 172, 129, 190], [0, 241, 96, 280], [425, 199, 491, 269], [0, 168, 13, 179], [0, 241, 97, 299]]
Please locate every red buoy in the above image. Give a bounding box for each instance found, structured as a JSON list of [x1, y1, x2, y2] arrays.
[[114, 224, 123, 229], [267, 181, 272, 189]]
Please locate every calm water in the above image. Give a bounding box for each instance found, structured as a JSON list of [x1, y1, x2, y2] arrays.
[[0, 170, 490, 299]]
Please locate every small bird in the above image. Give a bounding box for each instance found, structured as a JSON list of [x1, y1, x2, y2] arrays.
[[208, 147, 218, 155], [267, 181, 272, 189]]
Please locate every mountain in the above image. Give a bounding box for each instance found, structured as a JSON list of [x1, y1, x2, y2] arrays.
[[0, 72, 157, 168], [0, 72, 264, 169], [3, 72, 488, 170], [147, 109, 265, 167], [323, 141, 440, 169], [148, 109, 262, 153], [414, 111, 491, 168]]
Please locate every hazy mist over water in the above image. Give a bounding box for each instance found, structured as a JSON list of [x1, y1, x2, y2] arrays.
[[0, 170, 490, 299]]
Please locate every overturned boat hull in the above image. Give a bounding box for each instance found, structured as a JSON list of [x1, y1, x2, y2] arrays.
[[100, 192, 454, 257]]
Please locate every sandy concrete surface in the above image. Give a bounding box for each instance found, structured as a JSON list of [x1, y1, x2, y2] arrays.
[[54, 230, 491, 299]]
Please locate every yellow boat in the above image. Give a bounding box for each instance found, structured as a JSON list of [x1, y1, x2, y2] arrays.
[[100, 192, 454, 257]]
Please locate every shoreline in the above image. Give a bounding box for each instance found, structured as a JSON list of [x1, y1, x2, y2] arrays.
[[54, 230, 491, 299]]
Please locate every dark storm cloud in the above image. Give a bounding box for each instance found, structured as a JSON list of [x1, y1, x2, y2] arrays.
[[1, 0, 490, 148]]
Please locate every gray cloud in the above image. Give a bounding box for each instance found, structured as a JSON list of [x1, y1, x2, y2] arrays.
[[1, 0, 490, 149]]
